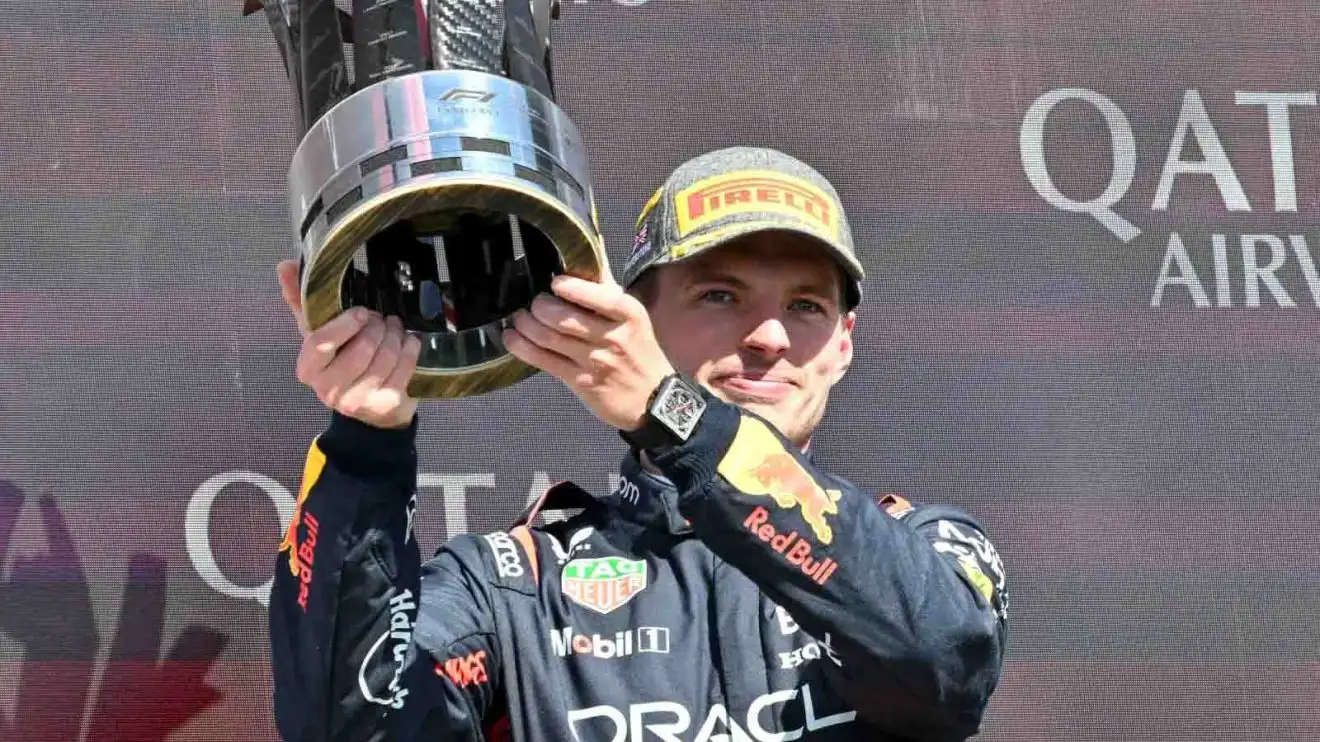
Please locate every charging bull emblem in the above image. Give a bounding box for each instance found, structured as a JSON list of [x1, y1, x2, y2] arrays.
[[718, 416, 842, 545]]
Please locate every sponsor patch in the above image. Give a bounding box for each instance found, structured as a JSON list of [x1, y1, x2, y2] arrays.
[[550, 626, 670, 659], [548, 526, 594, 565], [404, 493, 417, 544], [718, 416, 842, 545], [673, 169, 841, 241], [779, 635, 841, 670], [612, 476, 641, 506], [567, 683, 855, 742], [279, 440, 328, 599], [484, 531, 525, 579], [744, 507, 838, 585], [774, 605, 799, 636], [931, 519, 1008, 621], [358, 589, 416, 709], [878, 493, 914, 520], [956, 555, 996, 603], [561, 557, 648, 614], [437, 649, 489, 688]]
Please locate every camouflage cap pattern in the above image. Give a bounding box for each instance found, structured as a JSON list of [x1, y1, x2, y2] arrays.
[[621, 146, 864, 308]]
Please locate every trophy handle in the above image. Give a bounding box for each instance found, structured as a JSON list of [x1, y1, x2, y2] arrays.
[[353, 0, 427, 88], [503, 0, 554, 98], [531, 0, 557, 50]]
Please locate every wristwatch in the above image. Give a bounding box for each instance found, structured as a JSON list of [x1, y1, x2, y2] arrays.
[[620, 373, 708, 452]]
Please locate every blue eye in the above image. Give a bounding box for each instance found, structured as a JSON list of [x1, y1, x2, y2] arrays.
[[789, 298, 826, 313]]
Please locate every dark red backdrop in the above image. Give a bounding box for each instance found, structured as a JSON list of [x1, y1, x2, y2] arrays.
[[2, 1, 1317, 740]]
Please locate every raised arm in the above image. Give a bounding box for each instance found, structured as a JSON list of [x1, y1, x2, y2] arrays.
[[269, 413, 504, 742], [653, 395, 1008, 741], [268, 261, 503, 741]]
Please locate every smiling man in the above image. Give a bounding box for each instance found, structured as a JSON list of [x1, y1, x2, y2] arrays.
[[269, 147, 1009, 742]]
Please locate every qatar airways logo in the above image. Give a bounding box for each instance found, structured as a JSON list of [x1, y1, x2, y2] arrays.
[[1022, 88, 1320, 308], [184, 469, 591, 606]]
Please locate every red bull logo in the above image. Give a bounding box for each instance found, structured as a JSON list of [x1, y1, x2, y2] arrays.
[[717, 416, 843, 546], [279, 440, 328, 611], [744, 507, 839, 585], [746, 453, 842, 544], [277, 504, 306, 575]]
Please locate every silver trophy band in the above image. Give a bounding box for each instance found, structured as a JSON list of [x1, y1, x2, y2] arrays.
[[247, 0, 606, 398]]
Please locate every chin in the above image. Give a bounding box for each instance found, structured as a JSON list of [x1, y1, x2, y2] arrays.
[[735, 400, 796, 435], [703, 384, 805, 441]]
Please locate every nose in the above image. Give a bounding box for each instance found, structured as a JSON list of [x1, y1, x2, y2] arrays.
[[741, 315, 791, 357]]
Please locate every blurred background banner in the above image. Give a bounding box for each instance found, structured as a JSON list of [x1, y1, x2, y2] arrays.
[[2, 1, 1318, 740]]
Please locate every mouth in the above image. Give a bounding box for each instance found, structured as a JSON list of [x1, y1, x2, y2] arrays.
[[710, 373, 798, 402]]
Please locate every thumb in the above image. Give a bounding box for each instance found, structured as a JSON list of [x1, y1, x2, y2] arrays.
[[276, 260, 309, 336]]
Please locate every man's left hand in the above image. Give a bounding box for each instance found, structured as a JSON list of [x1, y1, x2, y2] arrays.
[[503, 274, 674, 432]]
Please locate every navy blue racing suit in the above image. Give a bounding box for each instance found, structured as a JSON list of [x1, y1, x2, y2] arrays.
[[269, 390, 1008, 742]]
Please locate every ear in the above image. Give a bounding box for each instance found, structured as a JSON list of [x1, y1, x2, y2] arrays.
[[829, 311, 856, 385]]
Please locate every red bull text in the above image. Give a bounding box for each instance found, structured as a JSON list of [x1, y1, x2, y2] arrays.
[[744, 507, 839, 585]]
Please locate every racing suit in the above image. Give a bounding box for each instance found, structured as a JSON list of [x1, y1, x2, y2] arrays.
[[269, 390, 1008, 742]]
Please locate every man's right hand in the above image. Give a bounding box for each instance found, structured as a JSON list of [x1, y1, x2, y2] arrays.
[[278, 259, 421, 430]]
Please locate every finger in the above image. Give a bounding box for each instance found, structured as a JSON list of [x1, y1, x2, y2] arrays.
[[382, 332, 422, 393], [298, 307, 372, 378], [549, 275, 634, 321], [276, 260, 309, 336], [312, 315, 386, 404], [512, 308, 595, 362], [504, 327, 577, 381], [337, 316, 405, 410], [597, 268, 621, 288], [528, 293, 614, 342]]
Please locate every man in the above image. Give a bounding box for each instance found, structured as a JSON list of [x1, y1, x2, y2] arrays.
[[269, 147, 1008, 742]]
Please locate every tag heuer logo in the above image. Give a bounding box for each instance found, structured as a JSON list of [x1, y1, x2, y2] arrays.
[[561, 557, 648, 614]]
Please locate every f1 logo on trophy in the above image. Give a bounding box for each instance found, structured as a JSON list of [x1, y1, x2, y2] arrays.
[[244, 0, 607, 398]]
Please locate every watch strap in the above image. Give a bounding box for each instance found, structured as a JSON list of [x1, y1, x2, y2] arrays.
[[620, 373, 704, 452]]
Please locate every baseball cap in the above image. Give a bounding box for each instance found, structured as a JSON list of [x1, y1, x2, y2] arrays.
[[620, 146, 865, 308]]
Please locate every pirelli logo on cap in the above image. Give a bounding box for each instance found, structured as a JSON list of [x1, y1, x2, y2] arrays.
[[673, 170, 840, 241]]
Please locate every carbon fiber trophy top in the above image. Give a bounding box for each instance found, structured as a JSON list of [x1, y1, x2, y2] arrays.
[[246, 0, 606, 399], [432, 0, 504, 74]]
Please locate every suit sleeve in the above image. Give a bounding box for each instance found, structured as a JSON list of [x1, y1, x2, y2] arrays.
[[651, 395, 1009, 742], [268, 412, 503, 742]]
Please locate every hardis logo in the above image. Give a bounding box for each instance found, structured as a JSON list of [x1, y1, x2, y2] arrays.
[[359, 589, 416, 710]]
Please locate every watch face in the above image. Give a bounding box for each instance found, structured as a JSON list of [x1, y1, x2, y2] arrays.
[[656, 379, 706, 440]]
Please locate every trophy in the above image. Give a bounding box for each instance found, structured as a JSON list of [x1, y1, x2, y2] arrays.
[[244, 0, 608, 398]]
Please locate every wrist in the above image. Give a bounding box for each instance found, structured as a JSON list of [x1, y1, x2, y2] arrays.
[[645, 395, 741, 504], [620, 373, 708, 454], [319, 411, 419, 487]]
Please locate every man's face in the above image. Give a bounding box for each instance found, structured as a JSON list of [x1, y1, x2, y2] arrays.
[[645, 231, 856, 448]]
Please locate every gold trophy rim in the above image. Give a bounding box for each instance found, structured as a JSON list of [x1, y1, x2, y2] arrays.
[[302, 173, 608, 399]]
